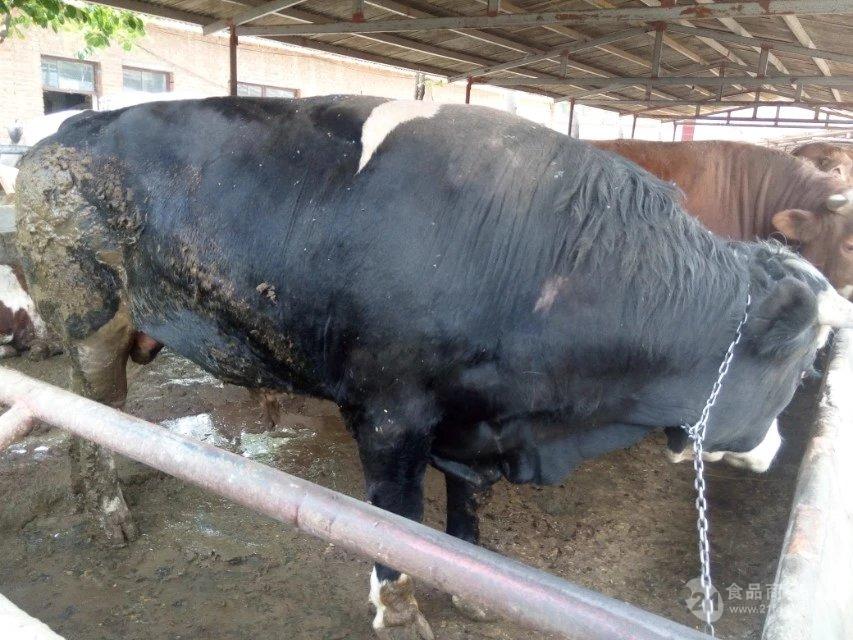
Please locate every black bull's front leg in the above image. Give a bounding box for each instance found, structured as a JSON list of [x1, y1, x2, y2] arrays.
[[346, 400, 436, 640], [350, 395, 502, 636]]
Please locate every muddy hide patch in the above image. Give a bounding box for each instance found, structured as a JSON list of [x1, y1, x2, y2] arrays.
[[14, 144, 136, 341]]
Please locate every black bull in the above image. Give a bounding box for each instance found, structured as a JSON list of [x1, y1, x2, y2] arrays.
[[15, 96, 849, 637]]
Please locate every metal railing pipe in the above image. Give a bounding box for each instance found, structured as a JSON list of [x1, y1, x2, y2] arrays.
[[0, 367, 709, 640], [0, 404, 36, 449]]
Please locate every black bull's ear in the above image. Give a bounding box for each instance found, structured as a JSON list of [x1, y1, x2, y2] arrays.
[[746, 277, 817, 359]]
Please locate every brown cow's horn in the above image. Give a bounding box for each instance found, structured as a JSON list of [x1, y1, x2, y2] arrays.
[[817, 290, 853, 327], [825, 193, 848, 212]]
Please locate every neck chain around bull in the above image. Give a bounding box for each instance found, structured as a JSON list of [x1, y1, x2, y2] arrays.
[[684, 290, 751, 637]]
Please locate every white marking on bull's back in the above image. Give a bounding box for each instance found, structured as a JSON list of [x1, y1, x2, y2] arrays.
[[0, 265, 46, 337], [358, 101, 441, 174]]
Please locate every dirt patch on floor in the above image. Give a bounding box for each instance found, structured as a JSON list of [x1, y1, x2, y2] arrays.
[[0, 351, 817, 639]]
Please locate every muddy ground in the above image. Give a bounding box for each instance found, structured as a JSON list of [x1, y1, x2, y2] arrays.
[[0, 350, 817, 639]]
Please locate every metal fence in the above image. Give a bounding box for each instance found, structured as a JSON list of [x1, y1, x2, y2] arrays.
[[762, 329, 853, 640], [0, 365, 709, 640]]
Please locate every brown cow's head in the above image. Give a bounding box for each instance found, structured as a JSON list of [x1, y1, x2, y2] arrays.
[[771, 190, 853, 298], [792, 142, 853, 185]]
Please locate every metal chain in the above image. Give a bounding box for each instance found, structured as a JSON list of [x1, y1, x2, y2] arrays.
[[685, 292, 751, 637]]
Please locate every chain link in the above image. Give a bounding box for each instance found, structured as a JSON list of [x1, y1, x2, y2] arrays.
[[685, 292, 751, 637]]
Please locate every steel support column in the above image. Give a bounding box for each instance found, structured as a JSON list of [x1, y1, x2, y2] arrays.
[[568, 98, 576, 138], [229, 23, 238, 97]]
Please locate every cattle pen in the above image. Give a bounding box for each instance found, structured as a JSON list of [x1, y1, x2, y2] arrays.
[[0, 332, 853, 640], [0, 332, 851, 638], [2, 1, 853, 639]]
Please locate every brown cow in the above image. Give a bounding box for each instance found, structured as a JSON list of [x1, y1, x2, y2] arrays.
[[593, 140, 853, 297], [791, 141, 853, 185]]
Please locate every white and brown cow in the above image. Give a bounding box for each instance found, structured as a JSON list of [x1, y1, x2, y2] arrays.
[[0, 263, 53, 359]]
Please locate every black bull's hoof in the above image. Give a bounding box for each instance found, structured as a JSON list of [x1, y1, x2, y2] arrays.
[[371, 573, 434, 640]]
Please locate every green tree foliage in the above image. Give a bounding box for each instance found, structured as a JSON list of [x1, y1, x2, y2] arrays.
[[1, 0, 145, 55]]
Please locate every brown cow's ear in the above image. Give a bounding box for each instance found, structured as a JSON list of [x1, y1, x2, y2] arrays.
[[771, 209, 818, 242]]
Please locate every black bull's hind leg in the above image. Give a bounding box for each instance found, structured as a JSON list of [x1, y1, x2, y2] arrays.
[[67, 310, 138, 544], [444, 475, 499, 622], [15, 143, 139, 545]]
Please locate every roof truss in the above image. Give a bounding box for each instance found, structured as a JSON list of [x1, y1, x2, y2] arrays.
[[86, 0, 853, 123]]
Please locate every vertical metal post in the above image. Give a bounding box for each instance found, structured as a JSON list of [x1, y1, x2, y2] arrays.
[[753, 45, 770, 118], [672, 122, 678, 141], [647, 23, 664, 101], [567, 98, 576, 138], [487, 0, 500, 16], [465, 77, 473, 104], [352, 0, 365, 22], [716, 62, 726, 102], [229, 22, 238, 97], [414, 72, 425, 100], [631, 114, 637, 139]]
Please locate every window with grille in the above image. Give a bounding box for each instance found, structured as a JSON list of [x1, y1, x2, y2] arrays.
[[41, 57, 96, 93], [237, 82, 297, 98], [123, 67, 171, 93]]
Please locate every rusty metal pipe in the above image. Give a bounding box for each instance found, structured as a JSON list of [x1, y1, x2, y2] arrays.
[[0, 367, 709, 640]]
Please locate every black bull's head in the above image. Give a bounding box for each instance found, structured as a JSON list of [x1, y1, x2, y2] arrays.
[[666, 261, 853, 473]]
